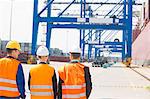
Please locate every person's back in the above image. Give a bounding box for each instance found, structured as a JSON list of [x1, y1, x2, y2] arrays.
[[29, 63, 56, 99], [0, 40, 26, 99], [58, 47, 92, 99], [59, 62, 85, 84], [58, 62, 86, 99], [0, 57, 20, 98], [28, 46, 57, 99]]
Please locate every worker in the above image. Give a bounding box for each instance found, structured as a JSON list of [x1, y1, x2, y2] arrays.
[[0, 40, 26, 99], [58, 47, 92, 99], [28, 45, 57, 99]]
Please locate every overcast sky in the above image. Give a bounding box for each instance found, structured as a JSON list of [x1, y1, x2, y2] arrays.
[[0, 0, 80, 52]]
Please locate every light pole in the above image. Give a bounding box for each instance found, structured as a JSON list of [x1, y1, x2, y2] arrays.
[[66, 31, 69, 53], [41, 23, 46, 45], [9, 0, 14, 40]]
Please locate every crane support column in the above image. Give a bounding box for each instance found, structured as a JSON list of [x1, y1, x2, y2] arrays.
[[127, 0, 132, 58], [32, 0, 39, 55], [46, 0, 52, 50]]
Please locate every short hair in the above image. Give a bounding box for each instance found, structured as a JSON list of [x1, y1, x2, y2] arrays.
[[37, 56, 42, 59], [37, 56, 48, 59], [71, 53, 80, 59], [6, 48, 17, 54]]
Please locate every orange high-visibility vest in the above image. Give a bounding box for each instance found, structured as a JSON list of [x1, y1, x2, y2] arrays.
[[0, 58, 20, 97], [30, 64, 55, 99], [58, 63, 86, 99]]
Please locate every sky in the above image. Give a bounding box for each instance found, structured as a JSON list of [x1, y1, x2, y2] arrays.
[[0, 0, 144, 53], [0, 0, 80, 53]]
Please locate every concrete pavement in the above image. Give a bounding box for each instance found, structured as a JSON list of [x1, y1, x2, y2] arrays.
[[22, 62, 150, 99]]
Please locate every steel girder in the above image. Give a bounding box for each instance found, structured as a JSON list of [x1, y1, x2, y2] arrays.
[[32, 0, 132, 61]]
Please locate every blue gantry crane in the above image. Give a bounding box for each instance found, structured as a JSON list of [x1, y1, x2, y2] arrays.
[[31, 0, 140, 61]]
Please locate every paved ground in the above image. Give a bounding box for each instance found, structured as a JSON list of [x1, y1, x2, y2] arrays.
[[22, 62, 150, 99]]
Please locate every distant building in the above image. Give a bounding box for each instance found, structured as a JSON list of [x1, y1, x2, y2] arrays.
[[0, 40, 67, 56]]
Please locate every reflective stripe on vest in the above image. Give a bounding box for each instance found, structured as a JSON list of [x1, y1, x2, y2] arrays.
[[31, 92, 54, 96], [0, 78, 18, 92], [0, 78, 16, 84], [0, 58, 20, 97], [63, 92, 86, 98], [0, 86, 18, 91], [62, 83, 86, 89], [31, 85, 53, 89], [30, 85, 54, 96]]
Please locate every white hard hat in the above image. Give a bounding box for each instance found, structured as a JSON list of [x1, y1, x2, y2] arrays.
[[70, 47, 81, 53], [36, 46, 49, 56]]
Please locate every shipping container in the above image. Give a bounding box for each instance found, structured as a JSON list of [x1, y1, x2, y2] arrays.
[[132, 28, 141, 42], [1, 41, 8, 51], [132, 21, 150, 66]]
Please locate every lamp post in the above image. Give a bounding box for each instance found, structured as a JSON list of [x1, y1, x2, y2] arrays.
[[41, 23, 46, 46], [9, 0, 14, 40]]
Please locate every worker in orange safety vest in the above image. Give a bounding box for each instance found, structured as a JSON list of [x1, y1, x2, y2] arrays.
[[58, 47, 92, 99], [28, 45, 57, 99], [0, 40, 26, 99]]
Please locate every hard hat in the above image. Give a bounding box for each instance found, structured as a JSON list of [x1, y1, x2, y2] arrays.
[[6, 40, 21, 51], [36, 46, 49, 56], [70, 47, 81, 53]]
